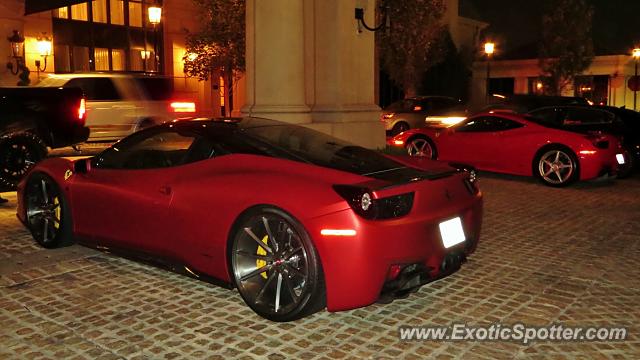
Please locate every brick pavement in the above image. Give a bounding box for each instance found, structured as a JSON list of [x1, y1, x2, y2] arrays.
[[1, 174, 639, 359]]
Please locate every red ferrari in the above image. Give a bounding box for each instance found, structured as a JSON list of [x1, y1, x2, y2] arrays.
[[388, 112, 625, 187], [17, 118, 483, 321]]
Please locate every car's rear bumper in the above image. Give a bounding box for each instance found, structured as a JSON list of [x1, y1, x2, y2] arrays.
[[307, 191, 483, 312], [578, 149, 623, 180]]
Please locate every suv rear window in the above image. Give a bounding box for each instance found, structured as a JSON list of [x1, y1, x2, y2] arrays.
[[134, 77, 174, 100]]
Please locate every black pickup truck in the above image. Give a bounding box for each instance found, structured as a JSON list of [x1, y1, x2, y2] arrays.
[[0, 87, 89, 188]]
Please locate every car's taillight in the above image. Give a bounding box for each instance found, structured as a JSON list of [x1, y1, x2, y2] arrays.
[[381, 113, 395, 121], [170, 101, 196, 113], [78, 98, 86, 123], [333, 185, 414, 220]]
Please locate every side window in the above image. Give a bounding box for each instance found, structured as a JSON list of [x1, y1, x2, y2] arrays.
[[456, 117, 523, 132], [94, 129, 200, 170], [65, 78, 120, 101], [530, 108, 561, 125]]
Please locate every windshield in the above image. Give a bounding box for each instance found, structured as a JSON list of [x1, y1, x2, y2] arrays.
[[242, 124, 404, 176]]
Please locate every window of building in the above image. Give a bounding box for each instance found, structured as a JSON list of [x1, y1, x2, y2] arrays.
[[95, 48, 110, 70], [129, 0, 143, 27], [71, 3, 89, 21], [53, 7, 69, 19], [92, 0, 108, 23], [575, 75, 609, 105], [112, 49, 125, 71], [111, 0, 125, 25], [72, 47, 91, 71]]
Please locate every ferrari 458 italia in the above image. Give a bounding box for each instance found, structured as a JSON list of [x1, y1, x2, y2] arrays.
[[17, 118, 483, 321], [389, 112, 625, 187]]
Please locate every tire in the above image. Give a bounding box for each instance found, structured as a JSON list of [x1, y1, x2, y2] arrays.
[[230, 206, 326, 321], [406, 136, 437, 159], [533, 146, 579, 187], [0, 133, 47, 189], [391, 122, 410, 136], [24, 173, 74, 248], [616, 147, 635, 179]]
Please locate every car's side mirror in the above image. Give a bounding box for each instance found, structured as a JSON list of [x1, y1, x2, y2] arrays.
[[74, 158, 92, 174]]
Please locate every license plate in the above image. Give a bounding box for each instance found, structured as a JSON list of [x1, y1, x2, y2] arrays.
[[616, 153, 625, 165], [439, 217, 466, 248]]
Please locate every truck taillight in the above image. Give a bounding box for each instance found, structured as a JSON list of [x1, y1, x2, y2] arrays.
[[78, 98, 86, 122], [170, 101, 196, 113]]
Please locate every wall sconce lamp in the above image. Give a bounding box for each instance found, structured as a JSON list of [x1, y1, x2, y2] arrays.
[[354, 6, 389, 33], [35, 33, 52, 77], [6, 30, 25, 75]]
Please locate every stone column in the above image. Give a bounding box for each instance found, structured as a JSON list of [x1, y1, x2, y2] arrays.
[[242, 0, 311, 123]]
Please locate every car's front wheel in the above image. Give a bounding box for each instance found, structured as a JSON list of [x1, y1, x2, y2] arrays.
[[230, 207, 325, 321], [535, 147, 579, 187], [25, 173, 74, 248]]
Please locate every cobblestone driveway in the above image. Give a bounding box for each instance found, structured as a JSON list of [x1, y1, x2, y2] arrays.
[[1, 173, 639, 359]]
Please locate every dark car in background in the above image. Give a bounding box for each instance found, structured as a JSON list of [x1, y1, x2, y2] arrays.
[[381, 96, 463, 136], [482, 94, 590, 114], [0, 86, 88, 188], [527, 105, 639, 176]]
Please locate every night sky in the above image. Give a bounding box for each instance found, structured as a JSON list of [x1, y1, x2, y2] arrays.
[[461, 0, 640, 58]]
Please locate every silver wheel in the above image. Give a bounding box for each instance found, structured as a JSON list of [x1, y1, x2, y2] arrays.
[[538, 149, 575, 185], [26, 177, 62, 245], [232, 211, 314, 319], [407, 138, 434, 158]]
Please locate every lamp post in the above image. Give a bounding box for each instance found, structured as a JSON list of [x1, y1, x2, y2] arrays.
[[35, 33, 52, 81], [633, 48, 640, 110], [148, 5, 162, 72], [6, 30, 25, 75], [484, 42, 495, 103]]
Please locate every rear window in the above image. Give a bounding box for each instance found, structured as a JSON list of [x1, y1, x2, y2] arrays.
[[134, 77, 174, 100], [242, 124, 404, 175]]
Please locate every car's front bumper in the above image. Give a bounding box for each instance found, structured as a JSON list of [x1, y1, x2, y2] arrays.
[[306, 191, 483, 312]]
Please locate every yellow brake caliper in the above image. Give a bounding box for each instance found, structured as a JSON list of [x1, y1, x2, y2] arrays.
[[53, 197, 60, 230], [256, 235, 269, 279]]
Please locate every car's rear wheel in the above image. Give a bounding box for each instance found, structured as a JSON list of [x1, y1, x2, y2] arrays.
[[535, 147, 579, 187], [391, 122, 409, 136], [406, 136, 437, 159], [0, 133, 47, 189], [25, 173, 74, 248], [230, 207, 325, 321]]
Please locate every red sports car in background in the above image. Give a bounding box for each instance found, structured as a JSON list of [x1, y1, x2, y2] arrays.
[[388, 112, 625, 187], [17, 118, 483, 321]]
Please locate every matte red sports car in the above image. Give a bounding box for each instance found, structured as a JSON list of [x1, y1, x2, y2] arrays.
[[17, 118, 482, 321], [388, 112, 625, 187]]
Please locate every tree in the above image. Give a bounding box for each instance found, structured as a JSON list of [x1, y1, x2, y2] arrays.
[[182, 0, 245, 114], [377, 0, 448, 97], [538, 0, 594, 95]]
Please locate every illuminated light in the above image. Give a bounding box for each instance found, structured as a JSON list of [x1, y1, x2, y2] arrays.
[[78, 98, 86, 120], [393, 139, 404, 146], [492, 94, 506, 99], [320, 229, 357, 236], [536, 82, 543, 90], [36, 36, 52, 57], [587, 100, 594, 105], [579, 150, 597, 155], [413, 106, 422, 111], [186, 52, 198, 61], [382, 113, 395, 120], [170, 101, 196, 113], [484, 42, 495, 55], [426, 116, 467, 125], [148, 6, 162, 25], [633, 48, 640, 59], [140, 50, 151, 60], [616, 153, 626, 165]]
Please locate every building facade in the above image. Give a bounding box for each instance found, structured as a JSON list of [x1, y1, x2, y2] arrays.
[[471, 55, 640, 110]]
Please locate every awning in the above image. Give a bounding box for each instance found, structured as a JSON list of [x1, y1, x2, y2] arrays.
[[25, 0, 87, 16]]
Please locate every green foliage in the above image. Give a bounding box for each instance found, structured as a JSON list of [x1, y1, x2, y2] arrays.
[[182, 0, 245, 81], [538, 0, 594, 95], [421, 30, 471, 101], [378, 0, 448, 97]]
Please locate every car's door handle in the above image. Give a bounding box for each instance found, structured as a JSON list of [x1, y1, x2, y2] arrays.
[[159, 185, 172, 195]]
